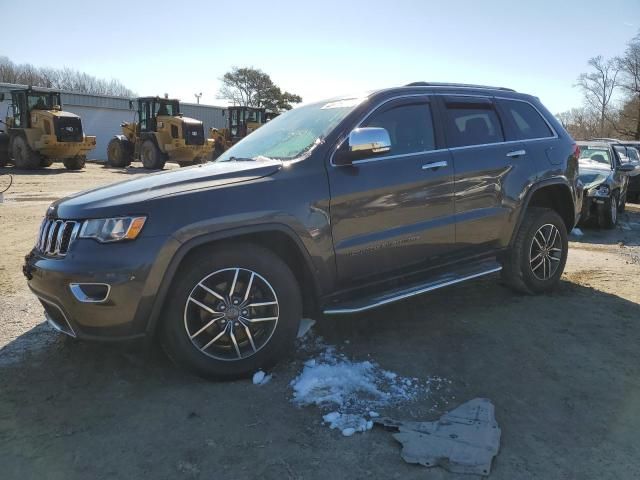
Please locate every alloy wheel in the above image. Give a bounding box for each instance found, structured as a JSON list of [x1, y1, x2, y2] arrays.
[[183, 268, 279, 361], [529, 223, 562, 281]]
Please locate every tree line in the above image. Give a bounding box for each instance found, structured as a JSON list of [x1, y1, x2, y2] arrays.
[[0, 56, 135, 97], [557, 31, 640, 140]]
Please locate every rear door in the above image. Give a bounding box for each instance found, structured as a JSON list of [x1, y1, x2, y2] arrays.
[[328, 96, 456, 283], [442, 96, 529, 252]]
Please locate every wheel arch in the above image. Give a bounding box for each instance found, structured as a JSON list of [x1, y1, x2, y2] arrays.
[[144, 224, 320, 338], [512, 179, 575, 245]]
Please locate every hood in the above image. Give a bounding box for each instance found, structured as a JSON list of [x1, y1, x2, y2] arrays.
[[578, 164, 610, 189], [52, 159, 282, 219]]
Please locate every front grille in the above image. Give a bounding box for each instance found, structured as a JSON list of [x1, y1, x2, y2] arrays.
[[183, 123, 204, 145], [36, 218, 80, 257], [54, 116, 83, 142]]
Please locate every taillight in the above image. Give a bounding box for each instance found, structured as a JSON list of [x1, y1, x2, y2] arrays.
[[572, 143, 580, 159]]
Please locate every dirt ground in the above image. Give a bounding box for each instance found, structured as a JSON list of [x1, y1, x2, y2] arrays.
[[1, 163, 640, 480]]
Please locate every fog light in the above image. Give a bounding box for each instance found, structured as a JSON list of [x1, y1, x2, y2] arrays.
[[69, 283, 110, 303]]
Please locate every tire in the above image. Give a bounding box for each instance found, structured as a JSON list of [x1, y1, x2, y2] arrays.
[[501, 207, 568, 294], [160, 243, 302, 380], [63, 156, 86, 171], [140, 139, 166, 170], [40, 157, 53, 167], [599, 193, 618, 229], [107, 138, 133, 168], [12, 136, 41, 170], [0, 147, 8, 167], [618, 192, 626, 213]]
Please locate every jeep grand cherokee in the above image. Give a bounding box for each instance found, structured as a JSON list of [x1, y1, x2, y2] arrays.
[[23, 82, 582, 378]]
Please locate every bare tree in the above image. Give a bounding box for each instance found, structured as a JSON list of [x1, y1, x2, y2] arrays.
[[576, 56, 620, 136], [616, 32, 640, 139], [0, 56, 135, 97]]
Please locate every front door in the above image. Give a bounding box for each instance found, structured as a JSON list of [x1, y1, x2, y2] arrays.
[[328, 97, 456, 285]]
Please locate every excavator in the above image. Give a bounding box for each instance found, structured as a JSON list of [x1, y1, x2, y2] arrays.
[[107, 96, 214, 169], [0, 87, 96, 170]]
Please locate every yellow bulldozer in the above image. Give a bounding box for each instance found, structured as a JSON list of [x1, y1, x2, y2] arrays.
[[210, 106, 275, 159], [107, 96, 214, 169], [0, 87, 96, 170]]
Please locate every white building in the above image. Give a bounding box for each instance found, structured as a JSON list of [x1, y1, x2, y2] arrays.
[[0, 83, 227, 161]]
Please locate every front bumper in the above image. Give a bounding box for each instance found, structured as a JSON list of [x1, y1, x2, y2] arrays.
[[580, 191, 609, 223], [23, 235, 170, 341]]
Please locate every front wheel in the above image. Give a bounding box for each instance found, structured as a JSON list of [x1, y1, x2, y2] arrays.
[[160, 244, 302, 379], [141, 139, 166, 170], [599, 193, 618, 229], [501, 207, 568, 294], [63, 156, 86, 170], [107, 138, 133, 167], [12, 136, 41, 170]]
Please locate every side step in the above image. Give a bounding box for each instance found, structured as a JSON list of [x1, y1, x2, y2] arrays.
[[323, 259, 502, 315]]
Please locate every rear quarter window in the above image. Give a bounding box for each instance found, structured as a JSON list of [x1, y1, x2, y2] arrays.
[[500, 99, 553, 140]]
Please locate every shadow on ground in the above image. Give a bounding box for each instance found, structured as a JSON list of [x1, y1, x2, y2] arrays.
[[2, 278, 640, 479]]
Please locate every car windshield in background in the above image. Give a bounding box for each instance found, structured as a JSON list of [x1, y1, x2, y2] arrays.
[[578, 147, 612, 168], [217, 97, 364, 162]]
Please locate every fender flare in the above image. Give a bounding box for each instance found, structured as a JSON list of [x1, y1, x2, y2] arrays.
[[510, 177, 575, 246], [143, 223, 320, 337]]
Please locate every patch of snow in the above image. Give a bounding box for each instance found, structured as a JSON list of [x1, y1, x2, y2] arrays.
[[252, 370, 271, 385], [571, 228, 584, 237], [297, 318, 316, 339], [290, 344, 446, 436]]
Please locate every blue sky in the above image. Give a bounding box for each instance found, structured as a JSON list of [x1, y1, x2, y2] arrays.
[[2, 0, 639, 113]]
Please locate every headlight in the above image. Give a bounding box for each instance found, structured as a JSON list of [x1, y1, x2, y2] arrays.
[[79, 216, 146, 243], [592, 185, 610, 197]]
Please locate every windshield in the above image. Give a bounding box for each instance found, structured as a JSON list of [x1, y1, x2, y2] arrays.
[[27, 93, 59, 110], [578, 147, 612, 168], [155, 100, 179, 116], [217, 97, 364, 161]]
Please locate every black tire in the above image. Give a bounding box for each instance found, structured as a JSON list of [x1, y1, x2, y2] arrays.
[[0, 148, 8, 167], [40, 157, 53, 167], [160, 243, 302, 380], [140, 139, 166, 170], [63, 156, 86, 171], [618, 191, 626, 213], [598, 193, 618, 229], [12, 136, 41, 170], [107, 138, 133, 168], [501, 207, 568, 294]]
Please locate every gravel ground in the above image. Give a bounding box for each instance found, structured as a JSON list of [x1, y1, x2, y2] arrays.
[[1, 163, 640, 479]]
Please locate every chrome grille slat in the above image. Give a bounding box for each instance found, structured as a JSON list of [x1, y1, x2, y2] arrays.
[[35, 218, 79, 258]]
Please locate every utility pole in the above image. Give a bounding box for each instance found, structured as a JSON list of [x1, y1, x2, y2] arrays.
[[195, 92, 202, 104]]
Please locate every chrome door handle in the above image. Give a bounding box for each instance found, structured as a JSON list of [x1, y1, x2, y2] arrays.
[[506, 149, 526, 158], [422, 161, 448, 170]]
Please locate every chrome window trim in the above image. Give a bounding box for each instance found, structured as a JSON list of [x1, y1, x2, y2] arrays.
[[329, 92, 559, 167]]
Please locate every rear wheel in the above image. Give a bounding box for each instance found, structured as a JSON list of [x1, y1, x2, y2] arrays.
[[12, 136, 41, 170], [63, 156, 86, 170], [0, 147, 8, 167], [599, 193, 618, 229], [40, 157, 53, 168], [160, 244, 302, 379], [141, 139, 166, 170], [501, 207, 568, 294], [107, 138, 133, 168]]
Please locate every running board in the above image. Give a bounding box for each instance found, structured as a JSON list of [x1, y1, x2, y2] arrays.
[[323, 260, 502, 315]]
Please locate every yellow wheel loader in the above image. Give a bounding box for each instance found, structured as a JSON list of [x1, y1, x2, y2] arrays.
[[0, 88, 96, 170], [210, 106, 275, 160], [107, 97, 214, 169]]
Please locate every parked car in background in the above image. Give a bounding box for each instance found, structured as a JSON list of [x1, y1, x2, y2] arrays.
[[590, 139, 640, 203], [577, 141, 636, 228], [23, 82, 582, 379]]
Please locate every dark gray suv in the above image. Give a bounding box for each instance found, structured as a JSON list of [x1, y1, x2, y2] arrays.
[[23, 83, 582, 378]]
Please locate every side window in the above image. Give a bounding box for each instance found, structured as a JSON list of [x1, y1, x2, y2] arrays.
[[500, 99, 553, 140], [363, 102, 436, 155], [444, 103, 504, 148]]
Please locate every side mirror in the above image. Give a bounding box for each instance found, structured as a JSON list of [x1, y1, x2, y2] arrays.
[[617, 163, 636, 173], [334, 127, 392, 166]]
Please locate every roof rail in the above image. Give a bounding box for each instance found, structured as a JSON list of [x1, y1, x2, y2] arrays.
[[405, 82, 516, 92]]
